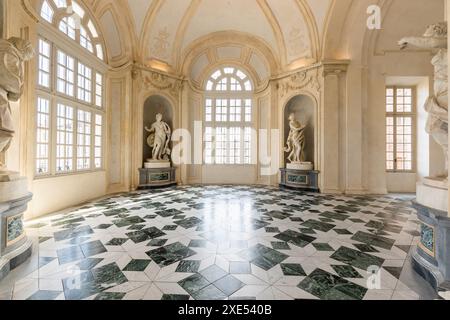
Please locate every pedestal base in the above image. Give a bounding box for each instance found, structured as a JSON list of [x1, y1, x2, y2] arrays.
[[280, 168, 320, 192], [411, 199, 450, 292], [138, 167, 177, 189], [0, 239, 32, 281], [0, 173, 33, 281], [144, 160, 171, 169], [286, 162, 314, 171], [0, 172, 29, 203]]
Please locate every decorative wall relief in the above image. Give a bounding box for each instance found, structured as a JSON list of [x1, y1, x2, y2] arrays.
[[276, 67, 321, 98], [151, 27, 170, 61], [288, 26, 311, 60], [139, 68, 183, 99]]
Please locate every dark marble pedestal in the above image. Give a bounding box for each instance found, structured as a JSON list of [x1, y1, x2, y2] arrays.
[[0, 192, 33, 281], [138, 167, 177, 189], [279, 168, 320, 192], [411, 200, 450, 292]]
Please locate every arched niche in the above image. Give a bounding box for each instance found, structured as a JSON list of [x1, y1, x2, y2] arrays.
[[142, 95, 174, 166], [284, 94, 316, 165]]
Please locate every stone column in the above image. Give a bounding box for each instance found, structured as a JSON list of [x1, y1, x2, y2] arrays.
[[320, 61, 349, 193]]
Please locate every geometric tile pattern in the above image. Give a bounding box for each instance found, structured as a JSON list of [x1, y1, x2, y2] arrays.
[[0, 185, 434, 300]]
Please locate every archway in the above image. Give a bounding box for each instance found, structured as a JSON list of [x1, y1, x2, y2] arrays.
[[142, 95, 174, 167], [283, 94, 317, 168]]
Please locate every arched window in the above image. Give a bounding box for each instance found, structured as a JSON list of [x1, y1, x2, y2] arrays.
[[40, 0, 104, 60], [204, 67, 254, 165], [35, 0, 105, 177]]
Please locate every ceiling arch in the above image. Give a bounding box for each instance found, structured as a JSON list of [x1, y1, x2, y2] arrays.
[[32, 0, 336, 73], [125, 0, 332, 75], [181, 31, 277, 91]]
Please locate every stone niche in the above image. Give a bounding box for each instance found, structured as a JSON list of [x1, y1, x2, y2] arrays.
[[142, 95, 174, 167], [283, 94, 316, 166]]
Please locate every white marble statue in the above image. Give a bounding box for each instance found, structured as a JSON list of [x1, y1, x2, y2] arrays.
[[399, 22, 448, 179], [0, 37, 35, 171], [285, 113, 307, 164], [145, 112, 172, 161]]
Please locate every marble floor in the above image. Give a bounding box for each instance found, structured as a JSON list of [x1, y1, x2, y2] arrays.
[[0, 185, 439, 300]]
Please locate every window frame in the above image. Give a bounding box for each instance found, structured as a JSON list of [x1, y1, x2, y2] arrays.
[[385, 86, 417, 173], [203, 67, 255, 166], [35, 36, 106, 179], [39, 0, 105, 61]]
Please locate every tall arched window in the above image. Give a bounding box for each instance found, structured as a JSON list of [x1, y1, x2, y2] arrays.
[[40, 0, 104, 60], [36, 0, 105, 177], [204, 67, 253, 165]]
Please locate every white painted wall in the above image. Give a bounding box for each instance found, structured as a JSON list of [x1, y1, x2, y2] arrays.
[[27, 172, 107, 220]]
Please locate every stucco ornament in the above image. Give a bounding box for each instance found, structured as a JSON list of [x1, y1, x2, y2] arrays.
[[0, 37, 35, 171], [285, 113, 307, 163], [145, 112, 172, 161], [399, 22, 448, 178]]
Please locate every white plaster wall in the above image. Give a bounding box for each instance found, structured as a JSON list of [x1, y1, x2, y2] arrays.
[[201, 165, 257, 185], [363, 0, 445, 194], [28, 171, 107, 220]]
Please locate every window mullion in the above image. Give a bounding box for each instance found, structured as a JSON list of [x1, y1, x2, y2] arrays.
[[393, 115, 398, 171], [51, 97, 57, 175]]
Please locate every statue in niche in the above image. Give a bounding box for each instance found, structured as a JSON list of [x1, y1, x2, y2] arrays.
[[145, 112, 172, 162], [284, 113, 307, 163], [0, 37, 35, 171], [399, 22, 448, 179]]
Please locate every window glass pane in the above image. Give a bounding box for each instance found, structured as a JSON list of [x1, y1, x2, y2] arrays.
[[215, 127, 227, 164], [80, 27, 94, 53], [36, 97, 51, 175], [38, 39, 51, 88], [95, 73, 103, 108], [56, 103, 74, 173], [77, 62, 92, 103], [204, 69, 253, 165], [204, 127, 213, 164], [59, 17, 76, 40], [53, 0, 67, 8], [386, 87, 415, 172], [87, 20, 99, 38], [236, 70, 247, 80], [40, 1, 54, 23], [77, 110, 91, 170], [94, 114, 103, 168], [56, 50, 75, 96], [96, 45, 104, 60]]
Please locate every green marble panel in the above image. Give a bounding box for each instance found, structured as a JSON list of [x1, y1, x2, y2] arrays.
[[7, 214, 24, 245], [150, 172, 170, 182], [420, 223, 434, 255], [287, 174, 308, 185]]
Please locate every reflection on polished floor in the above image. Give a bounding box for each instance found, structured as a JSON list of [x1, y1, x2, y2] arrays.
[[0, 186, 438, 300]]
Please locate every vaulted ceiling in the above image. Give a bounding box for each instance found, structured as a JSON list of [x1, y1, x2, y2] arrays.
[[32, 0, 444, 83], [82, 0, 332, 77]]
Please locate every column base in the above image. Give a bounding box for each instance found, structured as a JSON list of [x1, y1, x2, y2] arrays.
[[0, 173, 33, 281], [412, 197, 450, 293], [0, 238, 32, 281]]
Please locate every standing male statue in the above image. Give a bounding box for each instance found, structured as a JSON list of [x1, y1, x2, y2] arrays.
[[284, 113, 307, 163], [0, 37, 35, 171], [399, 22, 448, 179], [145, 112, 172, 161]]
